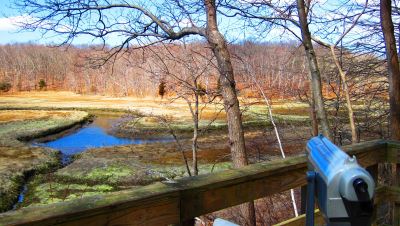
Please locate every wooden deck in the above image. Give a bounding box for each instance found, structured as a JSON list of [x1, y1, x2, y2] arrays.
[[0, 140, 398, 226]]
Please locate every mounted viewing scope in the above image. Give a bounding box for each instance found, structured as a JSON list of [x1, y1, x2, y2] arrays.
[[306, 135, 375, 226]]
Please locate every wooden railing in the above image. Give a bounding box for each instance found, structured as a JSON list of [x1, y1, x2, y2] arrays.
[[0, 140, 398, 226]]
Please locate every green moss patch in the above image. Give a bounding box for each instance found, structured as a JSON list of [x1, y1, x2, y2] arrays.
[[21, 175, 117, 207], [0, 110, 90, 212], [0, 146, 60, 212]]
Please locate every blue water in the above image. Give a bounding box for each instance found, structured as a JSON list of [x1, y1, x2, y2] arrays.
[[36, 116, 172, 157], [43, 126, 153, 155]]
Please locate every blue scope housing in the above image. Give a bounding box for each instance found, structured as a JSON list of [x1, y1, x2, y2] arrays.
[[306, 135, 375, 226]]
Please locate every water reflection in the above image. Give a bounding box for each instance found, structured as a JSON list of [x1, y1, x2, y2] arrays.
[[37, 116, 172, 156]]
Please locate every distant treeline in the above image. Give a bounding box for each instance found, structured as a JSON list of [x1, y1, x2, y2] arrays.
[[0, 42, 386, 100]]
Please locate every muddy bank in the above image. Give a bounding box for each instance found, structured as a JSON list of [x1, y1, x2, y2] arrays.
[[111, 112, 311, 139], [21, 144, 234, 207], [20, 125, 309, 208], [0, 110, 90, 212]]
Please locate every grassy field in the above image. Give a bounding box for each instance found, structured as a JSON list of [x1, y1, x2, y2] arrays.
[[0, 91, 312, 139], [0, 91, 313, 209], [0, 91, 310, 120]]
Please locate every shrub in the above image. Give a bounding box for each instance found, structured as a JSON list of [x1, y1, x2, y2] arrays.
[[0, 81, 11, 92], [158, 81, 166, 98], [38, 79, 47, 90]]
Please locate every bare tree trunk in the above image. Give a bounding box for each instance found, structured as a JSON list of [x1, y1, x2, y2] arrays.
[[380, 1, 400, 224], [330, 46, 358, 143], [205, 6, 248, 168], [381, 0, 400, 140], [192, 93, 199, 176], [326, 1, 367, 143], [309, 89, 319, 136], [204, 1, 255, 225], [297, 0, 331, 139], [252, 78, 299, 217]]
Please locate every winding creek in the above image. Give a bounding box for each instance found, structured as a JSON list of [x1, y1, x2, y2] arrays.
[[14, 114, 173, 208], [35, 115, 172, 163]]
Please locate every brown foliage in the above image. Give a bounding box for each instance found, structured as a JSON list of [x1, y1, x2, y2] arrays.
[[0, 42, 308, 98]]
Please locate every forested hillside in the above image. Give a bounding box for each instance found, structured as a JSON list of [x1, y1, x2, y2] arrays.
[[0, 42, 386, 100]]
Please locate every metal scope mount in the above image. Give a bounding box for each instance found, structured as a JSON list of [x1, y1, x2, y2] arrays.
[[306, 135, 375, 226]]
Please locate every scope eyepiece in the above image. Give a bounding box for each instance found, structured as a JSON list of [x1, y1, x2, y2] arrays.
[[340, 177, 374, 226], [353, 178, 369, 202]]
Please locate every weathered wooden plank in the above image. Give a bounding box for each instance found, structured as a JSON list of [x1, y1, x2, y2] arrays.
[[178, 140, 386, 220], [273, 210, 324, 226], [359, 186, 400, 226], [179, 156, 308, 220], [276, 186, 388, 226], [381, 186, 400, 203], [372, 186, 388, 225], [367, 162, 379, 225], [386, 140, 400, 163], [0, 183, 180, 226], [342, 140, 386, 166], [385, 141, 400, 225], [395, 197, 400, 226], [367, 165, 379, 182], [396, 161, 400, 226], [0, 140, 386, 226]]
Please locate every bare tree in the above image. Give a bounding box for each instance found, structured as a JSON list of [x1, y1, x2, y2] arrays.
[[380, 1, 400, 223], [381, 0, 400, 140], [143, 43, 219, 176], [239, 57, 299, 217], [15, 0, 255, 224], [222, 0, 331, 138], [326, 0, 369, 144], [296, 0, 331, 139]]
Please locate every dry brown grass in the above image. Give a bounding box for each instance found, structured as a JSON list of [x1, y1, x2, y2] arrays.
[[0, 146, 54, 172], [0, 91, 308, 122], [0, 91, 216, 119], [0, 110, 74, 123]]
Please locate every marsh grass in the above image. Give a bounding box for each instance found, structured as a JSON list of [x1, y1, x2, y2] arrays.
[[0, 93, 313, 210], [0, 110, 90, 212]]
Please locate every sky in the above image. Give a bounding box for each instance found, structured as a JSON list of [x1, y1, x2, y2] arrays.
[[0, 1, 44, 44], [0, 0, 106, 45], [0, 0, 299, 46], [0, 0, 369, 46], [0, 1, 113, 45]]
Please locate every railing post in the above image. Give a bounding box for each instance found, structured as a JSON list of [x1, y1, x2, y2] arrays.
[[367, 164, 379, 225], [395, 163, 400, 226], [384, 141, 400, 226], [366, 164, 378, 183], [388, 141, 400, 226]]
